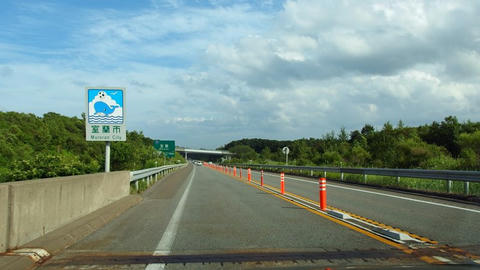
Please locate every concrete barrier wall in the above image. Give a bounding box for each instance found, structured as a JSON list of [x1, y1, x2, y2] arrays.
[[0, 185, 9, 252], [0, 171, 130, 252]]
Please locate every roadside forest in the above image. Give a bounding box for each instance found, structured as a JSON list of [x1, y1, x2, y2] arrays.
[[222, 116, 480, 171], [0, 111, 184, 182]]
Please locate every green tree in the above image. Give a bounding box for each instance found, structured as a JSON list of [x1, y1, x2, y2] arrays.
[[459, 149, 479, 170], [0, 111, 174, 182], [420, 116, 461, 157], [322, 151, 343, 165], [361, 124, 375, 137], [457, 131, 480, 169], [338, 127, 348, 142], [348, 144, 370, 166], [349, 130, 367, 149], [228, 145, 257, 161], [260, 147, 272, 160]]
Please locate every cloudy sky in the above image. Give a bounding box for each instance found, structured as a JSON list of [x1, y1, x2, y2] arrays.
[[1, 0, 479, 149]]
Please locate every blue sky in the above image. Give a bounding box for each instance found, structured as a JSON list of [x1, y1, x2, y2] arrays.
[[1, 0, 480, 149]]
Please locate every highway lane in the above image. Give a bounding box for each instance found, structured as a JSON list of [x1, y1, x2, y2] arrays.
[[39, 164, 424, 269], [170, 166, 389, 252], [245, 168, 480, 254]]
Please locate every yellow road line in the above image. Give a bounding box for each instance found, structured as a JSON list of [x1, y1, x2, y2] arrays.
[[254, 177, 438, 245], [214, 169, 444, 265]]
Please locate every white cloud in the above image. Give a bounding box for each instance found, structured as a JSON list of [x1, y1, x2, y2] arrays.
[[368, 104, 378, 113], [329, 31, 371, 57]]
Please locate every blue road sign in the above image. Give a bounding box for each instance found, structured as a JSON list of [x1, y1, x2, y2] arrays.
[[85, 87, 126, 141]]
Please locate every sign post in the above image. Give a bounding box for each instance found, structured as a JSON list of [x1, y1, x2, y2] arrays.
[[105, 141, 111, 172], [85, 87, 126, 172], [282, 146, 290, 165]]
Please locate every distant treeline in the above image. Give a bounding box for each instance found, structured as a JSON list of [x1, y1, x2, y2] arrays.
[[220, 116, 480, 170], [0, 111, 184, 182]]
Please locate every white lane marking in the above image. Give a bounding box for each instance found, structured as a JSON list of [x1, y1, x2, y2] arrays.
[[251, 171, 480, 214], [145, 167, 196, 270]]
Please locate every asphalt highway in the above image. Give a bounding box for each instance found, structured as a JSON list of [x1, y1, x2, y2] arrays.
[[246, 168, 480, 253], [38, 164, 479, 269]]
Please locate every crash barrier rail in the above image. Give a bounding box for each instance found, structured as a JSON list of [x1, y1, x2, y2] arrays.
[[229, 164, 480, 195], [130, 164, 187, 191]]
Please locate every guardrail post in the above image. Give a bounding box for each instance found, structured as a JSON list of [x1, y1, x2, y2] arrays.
[[341, 172, 344, 181], [280, 172, 285, 194], [363, 174, 367, 184], [155, 173, 158, 182], [447, 180, 452, 193], [319, 177, 327, 211], [310, 170, 313, 177], [135, 181, 139, 192], [464, 181, 470, 195], [323, 171, 326, 178], [396, 176, 400, 185]]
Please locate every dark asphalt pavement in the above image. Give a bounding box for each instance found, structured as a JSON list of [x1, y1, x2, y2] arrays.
[[39, 164, 464, 269], [247, 168, 480, 253]]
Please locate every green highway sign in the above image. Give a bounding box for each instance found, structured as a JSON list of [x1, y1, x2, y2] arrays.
[[154, 140, 175, 158]]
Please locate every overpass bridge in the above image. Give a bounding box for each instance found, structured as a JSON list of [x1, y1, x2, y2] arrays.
[[175, 147, 233, 161]]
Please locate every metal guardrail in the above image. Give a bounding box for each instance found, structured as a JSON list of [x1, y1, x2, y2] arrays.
[[231, 164, 480, 195], [130, 164, 187, 191]]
